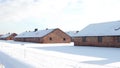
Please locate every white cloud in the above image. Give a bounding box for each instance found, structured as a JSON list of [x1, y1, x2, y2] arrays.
[[0, 0, 39, 22], [1, 0, 120, 23], [82, 0, 120, 23], [0, 0, 120, 33]]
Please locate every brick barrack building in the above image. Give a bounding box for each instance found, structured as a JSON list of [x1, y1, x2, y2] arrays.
[[14, 28, 71, 43], [0, 33, 17, 40], [73, 21, 120, 47]]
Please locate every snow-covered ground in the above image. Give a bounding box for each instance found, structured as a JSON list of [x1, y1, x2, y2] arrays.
[[0, 40, 120, 68]]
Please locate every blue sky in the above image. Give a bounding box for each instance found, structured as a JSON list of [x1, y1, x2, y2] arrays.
[[0, 0, 120, 34]]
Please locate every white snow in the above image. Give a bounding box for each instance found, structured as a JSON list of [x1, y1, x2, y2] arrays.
[[74, 21, 120, 37], [15, 28, 55, 38], [0, 64, 5, 68], [66, 31, 79, 37], [0, 40, 120, 68]]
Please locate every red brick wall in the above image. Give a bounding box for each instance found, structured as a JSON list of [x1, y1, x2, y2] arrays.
[[14, 29, 71, 43], [6, 33, 17, 40], [74, 36, 120, 47], [14, 37, 44, 43], [42, 29, 71, 43]]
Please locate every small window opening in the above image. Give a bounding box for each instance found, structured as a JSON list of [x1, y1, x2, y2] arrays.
[[117, 36, 120, 42], [49, 37, 52, 40], [82, 37, 86, 42], [98, 36, 102, 43], [63, 38, 66, 41]]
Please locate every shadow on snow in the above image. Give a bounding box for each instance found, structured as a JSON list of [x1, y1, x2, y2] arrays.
[[33, 45, 120, 65], [0, 52, 33, 68], [1, 40, 120, 66]]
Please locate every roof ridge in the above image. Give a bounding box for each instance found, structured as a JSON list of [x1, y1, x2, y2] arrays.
[[74, 20, 120, 36]]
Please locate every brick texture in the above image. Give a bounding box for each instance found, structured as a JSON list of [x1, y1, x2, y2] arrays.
[[14, 29, 71, 43], [73, 36, 120, 47]]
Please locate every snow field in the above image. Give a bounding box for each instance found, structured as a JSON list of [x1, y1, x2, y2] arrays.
[[0, 64, 5, 68], [0, 40, 119, 68]]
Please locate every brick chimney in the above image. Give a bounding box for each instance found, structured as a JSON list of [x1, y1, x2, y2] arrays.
[[34, 28, 38, 32], [46, 28, 48, 30]]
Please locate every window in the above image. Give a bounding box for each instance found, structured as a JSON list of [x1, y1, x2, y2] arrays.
[[98, 36, 102, 43], [63, 38, 66, 41], [82, 37, 86, 42], [49, 37, 52, 40], [23, 38, 26, 42], [117, 36, 120, 42], [37, 38, 40, 40]]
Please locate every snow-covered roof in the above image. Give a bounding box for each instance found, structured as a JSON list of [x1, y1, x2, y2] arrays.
[[15, 28, 56, 38], [74, 21, 120, 37], [66, 31, 79, 37], [0, 33, 13, 38]]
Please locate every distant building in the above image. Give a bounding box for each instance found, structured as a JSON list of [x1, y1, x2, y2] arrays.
[[73, 21, 120, 47], [0, 35, 3, 37], [14, 28, 71, 43], [0, 33, 17, 40], [66, 31, 79, 41]]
